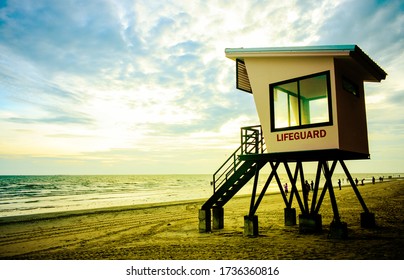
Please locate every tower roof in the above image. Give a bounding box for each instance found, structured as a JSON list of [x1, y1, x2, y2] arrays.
[[225, 45, 387, 82]]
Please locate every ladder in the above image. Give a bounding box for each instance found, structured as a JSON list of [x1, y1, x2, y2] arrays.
[[201, 125, 266, 210]]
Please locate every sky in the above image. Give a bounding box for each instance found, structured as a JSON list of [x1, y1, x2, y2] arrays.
[[0, 0, 403, 175]]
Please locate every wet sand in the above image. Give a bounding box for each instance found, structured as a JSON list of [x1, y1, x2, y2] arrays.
[[0, 179, 403, 260]]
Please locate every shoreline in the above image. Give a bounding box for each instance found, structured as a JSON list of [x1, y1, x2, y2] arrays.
[[0, 179, 403, 260], [0, 178, 397, 224], [0, 173, 401, 220], [0, 198, 207, 225], [0, 193, 259, 225]]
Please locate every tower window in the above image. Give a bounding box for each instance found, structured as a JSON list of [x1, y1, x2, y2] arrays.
[[270, 71, 332, 131]]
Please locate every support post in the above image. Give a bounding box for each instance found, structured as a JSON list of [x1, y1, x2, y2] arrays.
[[340, 160, 376, 228], [329, 220, 348, 239], [244, 215, 259, 237], [322, 160, 341, 223], [340, 160, 369, 212], [299, 214, 322, 233], [284, 162, 306, 214], [212, 206, 224, 229], [251, 162, 280, 215], [248, 164, 260, 217], [284, 208, 296, 226], [198, 208, 211, 233], [361, 212, 376, 228], [310, 161, 323, 213], [298, 161, 310, 213]]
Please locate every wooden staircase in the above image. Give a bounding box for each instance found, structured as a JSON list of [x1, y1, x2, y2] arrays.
[[201, 125, 266, 210]]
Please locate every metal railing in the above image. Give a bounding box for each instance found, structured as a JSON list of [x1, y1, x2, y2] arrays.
[[212, 125, 266, 192], [241, 125, 265, 155]]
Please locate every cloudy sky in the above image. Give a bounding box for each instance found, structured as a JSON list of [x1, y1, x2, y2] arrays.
[[0, 0, 403, 175]]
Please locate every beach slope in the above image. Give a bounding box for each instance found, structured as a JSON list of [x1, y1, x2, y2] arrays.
[[0, 180, 403, 259]]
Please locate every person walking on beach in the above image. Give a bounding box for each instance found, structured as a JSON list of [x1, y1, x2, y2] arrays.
[[310, 180, 314, 191], [306, 180, 311, 192], [284, 183, 288, 196], [304, 180, 310, 201], [372, 176, 375, 184], [338, 179, 341, 190]]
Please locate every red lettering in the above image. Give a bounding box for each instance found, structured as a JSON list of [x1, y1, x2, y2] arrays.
[[275, 129, 327, 142]]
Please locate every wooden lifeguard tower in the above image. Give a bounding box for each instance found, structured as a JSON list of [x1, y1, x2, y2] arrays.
[[199, 45, 387, 238]]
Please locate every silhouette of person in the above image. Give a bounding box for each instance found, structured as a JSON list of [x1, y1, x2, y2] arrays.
[[304, 180, 310, 201]]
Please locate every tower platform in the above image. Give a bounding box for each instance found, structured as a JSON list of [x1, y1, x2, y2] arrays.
[[199, 125, 375, 238]]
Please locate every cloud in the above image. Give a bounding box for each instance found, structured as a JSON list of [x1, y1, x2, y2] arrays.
[[314, 0, 404, 163], [315, 0, 403, 77], [0, 0, 134, 75], [6, 115, 93, 125], [0, 0, 403, 174]]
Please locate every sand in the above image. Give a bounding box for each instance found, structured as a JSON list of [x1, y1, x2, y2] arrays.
[[0, 179, 403, 260]]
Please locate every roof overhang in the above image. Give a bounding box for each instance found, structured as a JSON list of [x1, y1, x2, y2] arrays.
[[225, 45, 387, 82]]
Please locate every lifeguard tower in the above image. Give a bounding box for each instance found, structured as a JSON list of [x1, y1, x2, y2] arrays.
[[199, 45, 387, 238]]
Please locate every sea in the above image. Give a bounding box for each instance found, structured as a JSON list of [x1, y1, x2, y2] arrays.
[[0, 173, 402, 218]]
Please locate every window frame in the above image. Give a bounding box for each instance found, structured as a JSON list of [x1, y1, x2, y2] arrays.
[[269, 71, 333, 132]]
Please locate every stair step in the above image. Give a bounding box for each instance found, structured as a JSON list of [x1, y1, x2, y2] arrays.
[[202, 159, 267, 210]]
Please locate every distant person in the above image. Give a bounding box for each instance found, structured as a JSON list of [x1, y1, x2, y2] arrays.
[[355, 178, 359, 186], [361, 179, 365, 185], [310, 180, 314, 191], [372, 176, 375, 184], [304, 180, 310, 201], [284, 183, 288, 196], [338, 179, 341, 190], [305, 180, 311, 192]]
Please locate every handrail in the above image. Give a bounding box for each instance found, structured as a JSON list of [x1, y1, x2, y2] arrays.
[[212, 125, 266, 193], [241, 125, 265, 155]]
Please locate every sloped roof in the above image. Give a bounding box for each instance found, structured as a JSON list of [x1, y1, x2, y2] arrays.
[[225, 45, 387, 82]]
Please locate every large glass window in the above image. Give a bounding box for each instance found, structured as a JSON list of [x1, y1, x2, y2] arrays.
[[270, 71, 332, 131]]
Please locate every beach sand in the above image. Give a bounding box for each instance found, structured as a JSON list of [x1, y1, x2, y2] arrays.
[[0, 179, 403, 260]]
